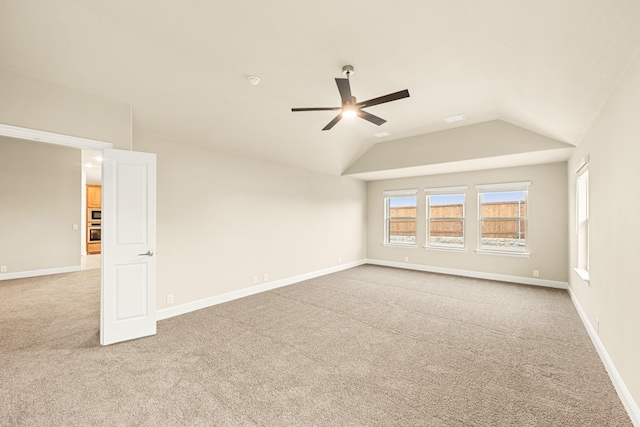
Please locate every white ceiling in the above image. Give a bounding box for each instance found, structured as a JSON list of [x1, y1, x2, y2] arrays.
[[1, 0, 639, 176]]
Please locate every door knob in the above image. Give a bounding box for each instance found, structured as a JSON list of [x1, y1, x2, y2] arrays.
[[138, 250, 154, 257]]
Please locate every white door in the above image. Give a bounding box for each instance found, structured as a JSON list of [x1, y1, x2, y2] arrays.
[[101, 148, 157, 345]]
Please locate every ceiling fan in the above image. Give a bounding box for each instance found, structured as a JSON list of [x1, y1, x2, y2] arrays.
[[291, 65, 410, 131]]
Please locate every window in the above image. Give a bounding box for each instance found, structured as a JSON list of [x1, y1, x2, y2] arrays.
[[575, 158, 589, 281], [476, 182, 530, 254], [383, 189, 417, 246], [425, 186, 467, 250]]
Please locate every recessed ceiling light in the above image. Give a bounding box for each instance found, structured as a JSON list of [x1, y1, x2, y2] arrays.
[[444, 114, 466, 123], [85, 163, 93, 169], [374, 131, 391, 138], [95, 156, 103, 162], [247, 76, 261, 86]]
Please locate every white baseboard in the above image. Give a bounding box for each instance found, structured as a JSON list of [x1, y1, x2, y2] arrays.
[[365, 258, 568, 289], [0, 265, 81, 281], [568, 288, 640, 426], [157, 258, 567, 321], [157, 259, 367, 320]]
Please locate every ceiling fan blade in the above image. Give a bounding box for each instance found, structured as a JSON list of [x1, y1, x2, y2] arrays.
[[335, 78, 353, 105], [356, 89, 410, 109], [291, 107, 341, 112], [322, 113, 343, 131], [357, 110, 387, 126]]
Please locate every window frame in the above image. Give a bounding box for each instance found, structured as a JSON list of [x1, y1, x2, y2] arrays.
[[574, 157, 590, 283], [383, 189, 418, 247], [424, 186, 467, 252], [475, 181, 531, 257]]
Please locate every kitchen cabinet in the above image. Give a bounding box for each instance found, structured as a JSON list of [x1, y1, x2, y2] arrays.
[[86, 184, 102, 255], [87, 242, 101, 255], [86, 184, 101, 208]]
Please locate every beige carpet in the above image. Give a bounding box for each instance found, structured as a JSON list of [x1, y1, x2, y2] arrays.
[[0, 265, 631, 426]]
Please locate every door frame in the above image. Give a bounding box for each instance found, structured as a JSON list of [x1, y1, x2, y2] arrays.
[[0, 122, 143, 344], [0, 123, 113, 151]]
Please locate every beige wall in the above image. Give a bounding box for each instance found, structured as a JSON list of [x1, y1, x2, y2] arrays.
[[345, 120, 573, 176], [0, 136, 81, 274], [367, 162, 568, 283], [132, 130, 367, 309], [0, 67, 132, 149], [567, 50, 640, 408], [0, 67, 368, 311]]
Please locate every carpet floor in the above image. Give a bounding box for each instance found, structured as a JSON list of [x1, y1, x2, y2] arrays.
[[0, 265, 631, 426]]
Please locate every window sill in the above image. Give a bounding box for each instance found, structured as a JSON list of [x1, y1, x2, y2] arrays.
[[475, 249, 530, 258], [383, 243, 417, 249], [424, 246, 467, 253], [573, 268, 590, 284]]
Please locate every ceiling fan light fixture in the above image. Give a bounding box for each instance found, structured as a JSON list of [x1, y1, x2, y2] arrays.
[[341, 106, 357, 119]]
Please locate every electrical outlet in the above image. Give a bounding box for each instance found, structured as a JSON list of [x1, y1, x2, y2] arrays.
[[72, 224, 79, 230], [596, 318, 600, 333], [263, 273, 268, 282], [253, 275, 258, 284], [166, 294, 174, 305], [404, 256, 409, 263], [533, 270, 539, 277], [338, 257, 342, 264], [0, 265, 6, 273]]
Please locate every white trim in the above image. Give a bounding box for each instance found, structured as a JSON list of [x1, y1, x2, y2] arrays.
[[384, 190, 417, 246], [365, 258, 568, 289], [0, 123, 113, 150], [157, 260, 367, 320], [383, 243, 418, 248], [424, 246, 467, 253], [383, 189, 418, 196], [424, 185, 468, 194], [475, 249, 531, 258], [575, 170, 590, 271], [476, 181, 531, 192], [0, 265, 81, 281], [573, 267, 590, 284], [426, 190, 466, 252], [568, 288, 640, 426], [477, 182, 529, 255], [575, 155, 590, 174]]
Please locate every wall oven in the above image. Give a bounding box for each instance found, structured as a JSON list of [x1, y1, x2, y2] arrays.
[[88, 223, 101, 242]]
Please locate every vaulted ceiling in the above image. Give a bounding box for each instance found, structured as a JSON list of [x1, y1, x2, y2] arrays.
[[1, 1, 639, 178]]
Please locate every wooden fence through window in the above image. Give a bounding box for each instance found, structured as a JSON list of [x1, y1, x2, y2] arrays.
[[480, 201, 526, 238], [389, 201, 526, 239]]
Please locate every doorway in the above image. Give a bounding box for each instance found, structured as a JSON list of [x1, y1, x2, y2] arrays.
[[81, 149, 102, 271], [0, 123, 157, 345]]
